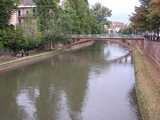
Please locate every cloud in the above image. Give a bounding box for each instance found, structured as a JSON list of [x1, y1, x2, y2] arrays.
[[88, 0, 140, 23]]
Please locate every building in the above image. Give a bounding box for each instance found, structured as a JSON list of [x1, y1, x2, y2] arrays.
[[108, 21, 125, 34], [111, 21, 124, 32], [9, 0, 36, 26]]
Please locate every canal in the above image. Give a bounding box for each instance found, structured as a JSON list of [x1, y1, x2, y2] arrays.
[[0, 43, 139, 120]]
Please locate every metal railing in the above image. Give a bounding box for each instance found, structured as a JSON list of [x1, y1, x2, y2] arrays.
[[144, 35, 160, 42]]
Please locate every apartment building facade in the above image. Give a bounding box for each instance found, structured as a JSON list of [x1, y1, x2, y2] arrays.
[[9, 0, 36, 26]]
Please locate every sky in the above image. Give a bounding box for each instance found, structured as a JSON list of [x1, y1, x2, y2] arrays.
[[88, 0, 140, 23]]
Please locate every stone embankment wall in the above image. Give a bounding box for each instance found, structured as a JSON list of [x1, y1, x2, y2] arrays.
[[133, 49, 160, 120], [133, 39, 160, 120], [143, 40, 160, 65], [122, 38, 160, 66]]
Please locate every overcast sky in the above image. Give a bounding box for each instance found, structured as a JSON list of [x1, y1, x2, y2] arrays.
[[88, 0, 140, 23]]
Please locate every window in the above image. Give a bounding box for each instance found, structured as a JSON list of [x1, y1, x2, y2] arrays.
[[18, 10, 21, 16], [18, 19, 21, 24], [33, 8, 36, 16], [26, 10, 29, 14]]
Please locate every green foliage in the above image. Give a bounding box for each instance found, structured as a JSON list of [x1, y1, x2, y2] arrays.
[[91, 3, 111, 23], [64, 0, 91, 34], [23, 34, 43, 50], [33, 0, 72, 45], [0, 0, 16, 29], [90, 2, 112, 33], [63, 1, 112, 34], [32, 0, 112, 46], [0, 0, 28, 51], [0, 27, 25, 52], [0, 0, 112, 52], [119, 24, 134, 35], [33, 0, 60, 32], [90, 3, 110, 34], [130, 6, 150, 32], [0, 26, 43, 52], [130, 0, 160, 35]]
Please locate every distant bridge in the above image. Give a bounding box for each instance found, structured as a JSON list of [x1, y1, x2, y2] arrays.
[[68, 35, 144, 63], [71, 35, 144, 50]]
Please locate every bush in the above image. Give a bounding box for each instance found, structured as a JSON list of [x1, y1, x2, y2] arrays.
[[43, 31, 70, 45], [23, 31, 42, 50], [1, 27, 26, 52], [0, 25, 44, 53], [0, 42, 3, 48]]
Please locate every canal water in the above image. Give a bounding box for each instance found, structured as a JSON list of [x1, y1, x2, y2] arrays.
[[0, 43, 138, 120]]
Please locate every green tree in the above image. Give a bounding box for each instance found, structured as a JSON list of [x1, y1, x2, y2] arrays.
[[0, 0, 16, 29], [34, 0, 112, 47], [63, 1, 112, 34], [64, 0, 94, 34], [33, 0, 60, 32], [91, 3, 111, 23], [148, 0, 160, 36], [119, 24, 133, 35], [130, 6, 149, 32], [130, 0, 160, 37], [1, 27, 26, 52], [91, 3, 112, 33]]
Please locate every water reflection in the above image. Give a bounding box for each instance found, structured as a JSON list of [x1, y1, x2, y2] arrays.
[[56, 91, 71, 120], [82, 63, 136, 120], [16, 88, 39, 120], [0, 43, 138, 120]]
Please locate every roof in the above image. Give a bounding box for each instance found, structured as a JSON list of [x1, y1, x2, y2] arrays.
[[18, 5, 36, 8], [19, 0, 35, 6], [111, 21, 124, 29]]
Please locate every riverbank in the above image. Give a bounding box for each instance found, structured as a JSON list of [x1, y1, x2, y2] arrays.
[[0, 55, 16, 64], [0, 40, 94, 73], [133, 48, 160, 120], [0, 49, 63, 73]]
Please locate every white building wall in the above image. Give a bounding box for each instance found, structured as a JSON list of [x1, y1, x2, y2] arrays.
[[9, 11, 18, 26], [9, 6, 36, 26]]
